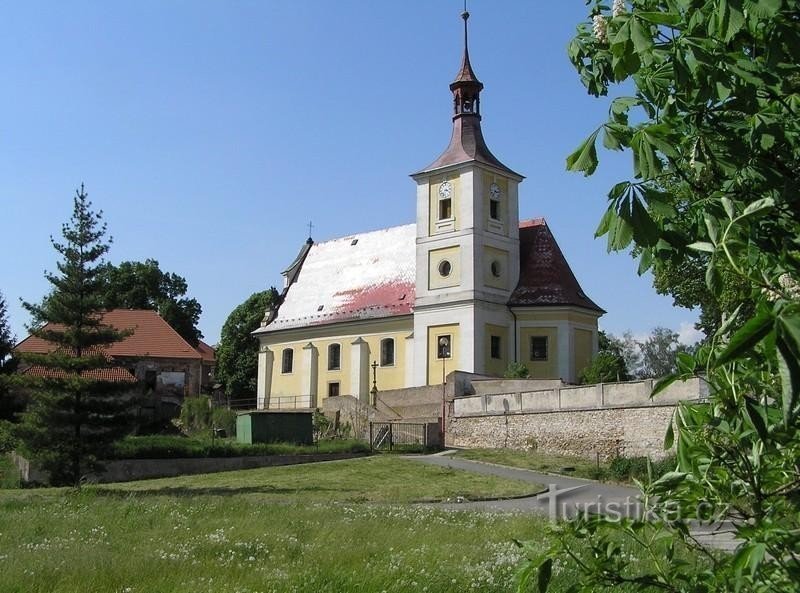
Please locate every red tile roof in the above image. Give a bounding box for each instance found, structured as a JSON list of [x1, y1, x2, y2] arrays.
[[509, 219, 604, 312], [196, 340, 216, 363], [15, 309, 202, 360]]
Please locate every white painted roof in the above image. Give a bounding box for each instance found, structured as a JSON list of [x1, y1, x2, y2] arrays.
[[258, 224, 416, 332]]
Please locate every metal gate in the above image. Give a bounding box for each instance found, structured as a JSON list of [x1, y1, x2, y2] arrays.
[[369, 422, 435, 452]]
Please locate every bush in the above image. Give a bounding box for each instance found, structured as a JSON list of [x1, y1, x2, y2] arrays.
[[211, 408, 237, 437], [179, 396, 212, 433], [503, 362, 530, 378], [608, 455, 676, 483], [109, 435, 370, 459], [0, 420, 18, 453], [578, 351, 629, 384]]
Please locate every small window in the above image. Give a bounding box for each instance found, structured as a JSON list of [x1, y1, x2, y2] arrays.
[[328, 382, 340, 397], [281, 348, 294, 373], [437, 335, 452, 359], [438, 260, 452, 277], [490, 199, 500, 220], [530, 337, 548, 361], [490, 261, 501, 278], [328, 343, 341, 371], [380, 338, 395, 366], [490, 336, 501, 359], [439, 198, 452, 220]]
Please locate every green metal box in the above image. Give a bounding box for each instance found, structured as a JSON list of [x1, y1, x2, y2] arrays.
[[236, 410, 314, 445]]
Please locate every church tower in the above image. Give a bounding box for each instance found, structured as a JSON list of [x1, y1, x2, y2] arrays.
[[411, 10, 524, 386]]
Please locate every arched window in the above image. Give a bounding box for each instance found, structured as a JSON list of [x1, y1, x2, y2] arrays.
[[281, 348, 293, 373], [328, 343, 341, 370], [380, 338, 395, 366]]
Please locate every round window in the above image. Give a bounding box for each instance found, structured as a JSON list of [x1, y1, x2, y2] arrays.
[[438, 260, 452, 277], [491, 260, 501, 278]]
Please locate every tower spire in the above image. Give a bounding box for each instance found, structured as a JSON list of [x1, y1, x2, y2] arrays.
[[451, 8, 483, 117], [414, 8, 519, 177]]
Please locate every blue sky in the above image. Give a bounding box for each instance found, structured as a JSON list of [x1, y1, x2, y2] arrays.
[[0, 1, 700, 346]]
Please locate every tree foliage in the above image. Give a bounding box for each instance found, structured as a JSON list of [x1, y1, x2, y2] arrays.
[[15, 186, 137, 487], [215, 289, 279, 399], [519, 2, 800, 592], [0, 292, 14, 374], [98, 259, 203, 346]]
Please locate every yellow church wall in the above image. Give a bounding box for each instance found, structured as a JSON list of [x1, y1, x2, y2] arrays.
[[428, 246, 461, 290], [482, 172, 509, 231], [262, 317, 412, 401], [519, 326, 559, 379], [513, 309, 600, 327], [426, 323, 460, 385], [271, 344, 303, 400], [484, 323, 509, 377], [482, 246, 509, 290], [574, 328, 594, 379], [428, 175, 461, 235]]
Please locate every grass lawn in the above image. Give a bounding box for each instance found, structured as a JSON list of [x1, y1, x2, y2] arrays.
[[453, 448, 610, 481], [0, 456, 674, 592]]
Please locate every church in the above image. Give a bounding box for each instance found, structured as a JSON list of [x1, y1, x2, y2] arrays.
[[253, 11, 603, 410]]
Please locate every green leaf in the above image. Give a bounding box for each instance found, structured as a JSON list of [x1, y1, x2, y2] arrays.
[[744, 0, 781, 18], [776, 312, 800, 424], [687, 241, 715, 253], [595, 207, 617, 238], [636, 11, 682, 26], [650, 471, 686, 490], [566, 129, 600, 176], [664, 411, 675, 449], [715, 308, 774, 366], [652, 373, 679, 397], [741, 197, 774, 217], [630, 197, 659, 247], [744, 398, 769, 443], [706, 257, 722, 295], [630, 17, 654, 55], [721, 197, 735, 219], [704, 214, 719, 244], [537, 558, 553, 593]]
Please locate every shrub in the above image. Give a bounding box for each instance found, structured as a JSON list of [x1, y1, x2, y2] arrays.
[[179, 396, 212, 433], [109, 435, 370, 459], [503, 362, 530, 378], [0, 420, 18, 453], [608, 455, 676, 483], [211, 408, 237, 437]]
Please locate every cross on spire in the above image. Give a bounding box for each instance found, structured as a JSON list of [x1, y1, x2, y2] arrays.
[[307, 221, 314, 239]]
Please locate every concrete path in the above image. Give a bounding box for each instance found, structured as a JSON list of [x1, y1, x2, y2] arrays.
[[408, 453, 641, 519], [406, 452, 739, 551]]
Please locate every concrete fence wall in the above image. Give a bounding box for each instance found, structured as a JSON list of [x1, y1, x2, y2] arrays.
[[448, 378, 707, 460]]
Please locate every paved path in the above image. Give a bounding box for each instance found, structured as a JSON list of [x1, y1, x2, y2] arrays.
[[406, 452, 739, 551]]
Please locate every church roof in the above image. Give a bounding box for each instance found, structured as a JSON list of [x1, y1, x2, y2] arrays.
[[257, 219, 601, 335], [510, 219, 604, 312], [256, 224, 416, 333]]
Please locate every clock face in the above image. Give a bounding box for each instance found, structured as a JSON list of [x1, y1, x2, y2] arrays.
[[438, 181, 452, 199], [489, 182, 501, 200]]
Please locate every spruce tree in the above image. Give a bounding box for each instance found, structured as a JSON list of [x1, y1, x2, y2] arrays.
[[17, 185, 135, 486]]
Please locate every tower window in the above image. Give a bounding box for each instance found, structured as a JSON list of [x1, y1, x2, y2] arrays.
[[439, 198, 452, 220], [490, 336, 502, 359], [281, 348, 294, 373], [437, 335, 452, 359], [328, 343, 341, 371], [490, 199, 500, 220], [530, 337, 548, 361], [438, 260, 452, 277], [380, 338, 395, 366]]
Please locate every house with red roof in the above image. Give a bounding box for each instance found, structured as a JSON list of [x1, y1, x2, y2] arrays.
[[16, 309, 215, 415], [252, 11, 602, 410]]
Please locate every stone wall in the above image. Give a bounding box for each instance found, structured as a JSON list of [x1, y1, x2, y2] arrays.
[[448, 406, 676, 460], [447, 377, 707, 460]]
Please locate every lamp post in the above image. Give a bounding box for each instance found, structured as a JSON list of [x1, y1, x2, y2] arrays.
[[370, 360, 378, 406], [437, 336, 451, 445]]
